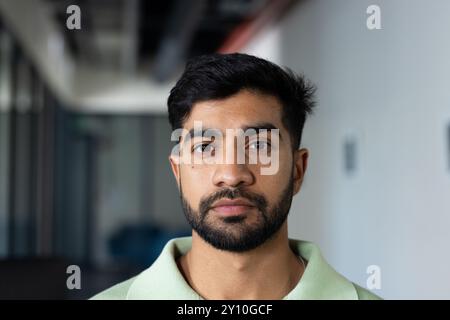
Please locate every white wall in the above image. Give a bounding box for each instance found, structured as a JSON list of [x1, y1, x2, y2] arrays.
[[243, 0, 450, 299]]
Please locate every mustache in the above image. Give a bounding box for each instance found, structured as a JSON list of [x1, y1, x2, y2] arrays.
[[199, 188, 268, 218]]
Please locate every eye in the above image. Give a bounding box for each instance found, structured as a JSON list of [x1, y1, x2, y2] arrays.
[[248, 140, 270, 150], [193, 142, 215, 154]]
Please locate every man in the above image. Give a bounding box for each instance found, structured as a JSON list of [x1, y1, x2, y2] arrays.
[[92, 53, 380, 300]]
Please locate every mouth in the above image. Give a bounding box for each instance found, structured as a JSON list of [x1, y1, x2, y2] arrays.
[[210, 198, 256, 217]]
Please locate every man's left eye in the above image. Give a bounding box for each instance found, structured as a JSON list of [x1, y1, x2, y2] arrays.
[[248, 141, 270, 150]]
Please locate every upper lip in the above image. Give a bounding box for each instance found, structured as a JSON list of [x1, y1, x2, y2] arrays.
[[211, 198, 255, 208]]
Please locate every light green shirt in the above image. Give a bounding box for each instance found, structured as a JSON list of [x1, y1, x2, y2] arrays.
[[91, 237, 380, 300]]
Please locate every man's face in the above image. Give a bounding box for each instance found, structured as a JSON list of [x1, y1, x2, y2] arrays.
[[170, 89, 308, 252]]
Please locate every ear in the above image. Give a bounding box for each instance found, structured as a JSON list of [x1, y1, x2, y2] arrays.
[[292, 148, 309, 195], [169, 155, 181, 189]]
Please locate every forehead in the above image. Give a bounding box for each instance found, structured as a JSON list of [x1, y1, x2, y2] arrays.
[[183, 90, 284, 130]]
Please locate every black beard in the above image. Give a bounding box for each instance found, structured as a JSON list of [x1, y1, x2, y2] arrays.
[[180, 176, 294, 252]]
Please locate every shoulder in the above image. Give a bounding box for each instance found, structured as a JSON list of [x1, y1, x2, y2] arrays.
[[90, 237, 194, 300], [89, 277, 136, 300], [353, 283, 382, 300]]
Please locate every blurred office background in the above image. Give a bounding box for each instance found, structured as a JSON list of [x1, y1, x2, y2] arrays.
[[0, 0, 449, 299]]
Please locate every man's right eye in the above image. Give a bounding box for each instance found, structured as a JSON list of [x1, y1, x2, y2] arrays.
[[192, 143, 214, 154]]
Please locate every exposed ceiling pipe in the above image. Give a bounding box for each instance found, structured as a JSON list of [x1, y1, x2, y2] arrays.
[[0, 0, 172, 113], [0, 0, 75, 106], [121, 0, 139, 75], [218, 0, 294, 53], [151, 0, 206, 82]]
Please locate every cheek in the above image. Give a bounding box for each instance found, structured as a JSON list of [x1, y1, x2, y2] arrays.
[[254, 146, 292, 174], [252, 156, 292, 199], [255, 174, 287, 200], [180, 165, 214, 203], [181, 163, 214, 182]]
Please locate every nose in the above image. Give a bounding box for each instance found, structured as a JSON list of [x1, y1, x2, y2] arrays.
[[212, 163, 255, 188]]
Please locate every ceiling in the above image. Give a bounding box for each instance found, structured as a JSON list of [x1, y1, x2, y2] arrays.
[[47, 0, 272, 81], [0, 0, 294, 112]]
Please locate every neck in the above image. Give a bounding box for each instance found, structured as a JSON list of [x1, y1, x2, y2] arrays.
[[176, 222, 305, 300]]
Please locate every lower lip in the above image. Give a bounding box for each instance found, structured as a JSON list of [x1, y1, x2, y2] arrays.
[[212, 205, 255, 217]]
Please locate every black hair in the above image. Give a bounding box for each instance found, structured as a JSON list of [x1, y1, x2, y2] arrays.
[[167, 53, 316, 149]]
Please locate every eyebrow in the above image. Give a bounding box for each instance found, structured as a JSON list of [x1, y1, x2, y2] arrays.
[[184, 128, 222, 142], [183, 122, 282, 143], [241, 122, 282, 140]]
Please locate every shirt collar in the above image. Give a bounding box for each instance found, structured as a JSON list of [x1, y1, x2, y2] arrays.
[[126, 237, 358, 300]]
